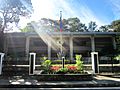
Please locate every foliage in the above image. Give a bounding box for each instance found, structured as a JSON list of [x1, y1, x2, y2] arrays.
[[49, 54, 84, 74], [0, 0, 33, 52], [56, 67, 68, 74], [50, 65, 79, 74], [0, 0, 33, 31], [75, 54, 83, 71], [42, 60, 52, 68], [110, 19, 120, 54], [50, 65, 61, 72], [41, 56, 47, 61], [21, 17, 120, 33], [19, 16, 120, 33], [41, 57, 52, 74], [111, 20, 120, 32], [67, 65, 77, 73], [42, 60, 52, 74], [50, 64, 78, 74], [114, 55, 120, 60], [65, 17, 88, 32], [88, 21, 97, 31], [20, 21, 36, 32], [20, 17, 88, 32], [99, 25, 110, 32]]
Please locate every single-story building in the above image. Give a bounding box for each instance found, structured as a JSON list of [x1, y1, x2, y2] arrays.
[[4, 32, 120, 61]]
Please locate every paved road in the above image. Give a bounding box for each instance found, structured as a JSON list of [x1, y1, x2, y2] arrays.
[[0, 75, 120, 89], [0, 87, 120, 90]]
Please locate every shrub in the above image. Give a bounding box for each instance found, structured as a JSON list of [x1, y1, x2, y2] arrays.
[[41, 58, 52, 74], [114, 55, 120, 60], [40, 56, 48, 64], [67, 65, 77, 73], [56, 67, 68, 74], [75, 54, 83, 71], [50, 66, 61, 72], [42, 60, 52, 67], [50, 64, 84, 74]]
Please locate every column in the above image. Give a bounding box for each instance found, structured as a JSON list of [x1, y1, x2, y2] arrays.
[[29, 53, 36, 75], [25, 36, 30, 61], [91, 52, 99, 74], [70, 36, 73, 60], [112, 36, 116, 50], [48, 41, 51, 60], [91, 36, 95, 52], [0, 53, 4, 75]]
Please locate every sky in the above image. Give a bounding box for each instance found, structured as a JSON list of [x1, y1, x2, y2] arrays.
[[18, 0, 120, 29]]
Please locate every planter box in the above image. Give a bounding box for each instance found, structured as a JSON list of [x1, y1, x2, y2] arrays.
[[31, 74, 93, 81]]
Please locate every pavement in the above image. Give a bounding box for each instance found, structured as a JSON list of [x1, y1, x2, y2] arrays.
[[0, 75, 119, 88]]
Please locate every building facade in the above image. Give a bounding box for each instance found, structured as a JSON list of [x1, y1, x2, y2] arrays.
[[5, 32, 119, 60]]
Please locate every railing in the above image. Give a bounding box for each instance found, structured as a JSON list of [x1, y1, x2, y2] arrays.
[[2, 56, 120, 74]]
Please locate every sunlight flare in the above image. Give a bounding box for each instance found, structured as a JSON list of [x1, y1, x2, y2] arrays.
[[31, 22, 64, 51]]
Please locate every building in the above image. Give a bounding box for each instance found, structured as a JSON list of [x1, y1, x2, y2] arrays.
[[5, 32, 120, 61]]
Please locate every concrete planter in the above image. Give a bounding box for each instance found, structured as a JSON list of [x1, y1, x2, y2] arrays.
[[32, 74, 93, 81]]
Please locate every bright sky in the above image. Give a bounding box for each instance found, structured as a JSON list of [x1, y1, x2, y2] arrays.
[[18, 0, 120, 29]]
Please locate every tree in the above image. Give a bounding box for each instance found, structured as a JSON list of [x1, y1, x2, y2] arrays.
[[20, 17, 88, 32], [110, 20, 120, 54], [88, 21, 97, 32], [99, 25, 108, 32], [111, 20, 120, 32], [20, 21, 36, 32], [0, 0, 33, 52], [99, 25, 113, 32], [20, 18, 59, 32], [78, 23, 88, 32], [65, 17, 87, 32]]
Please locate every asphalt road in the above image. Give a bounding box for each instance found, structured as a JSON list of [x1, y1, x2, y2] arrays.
[[0, 87, 120, 90]]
